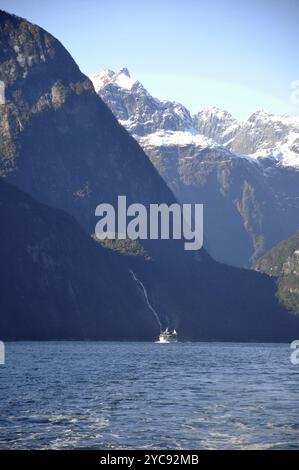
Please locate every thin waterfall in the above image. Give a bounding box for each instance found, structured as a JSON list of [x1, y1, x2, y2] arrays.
[[130, 270, 162, 332]]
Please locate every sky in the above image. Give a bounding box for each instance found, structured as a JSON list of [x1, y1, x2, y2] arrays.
[[1, 0, 299, 119]]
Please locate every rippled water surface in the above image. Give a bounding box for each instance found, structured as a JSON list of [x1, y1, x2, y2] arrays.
[[0, 342, 299, 449]]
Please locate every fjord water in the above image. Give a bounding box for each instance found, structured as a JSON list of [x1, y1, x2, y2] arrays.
[[0, 342, 298, 450]]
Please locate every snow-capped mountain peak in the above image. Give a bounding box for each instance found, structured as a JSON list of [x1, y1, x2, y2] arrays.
[[119, 67, 130, 77], [90, 68, 115, 93], [113, 68, 136, 91], [91, 67, 299, 268], [230, 109, 299, 167], [247, 109, 299, 127], [193, 107, 240, 145], [196, 106, 235, 120], [91, 67, 299, 168], [248, 109, 274, 122], [90, 68, 137, 93], [91, 68, 194, 136]]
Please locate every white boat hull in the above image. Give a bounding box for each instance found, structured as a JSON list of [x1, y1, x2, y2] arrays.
[[156, 329, 178, 343], [155, 338, 173, 344]]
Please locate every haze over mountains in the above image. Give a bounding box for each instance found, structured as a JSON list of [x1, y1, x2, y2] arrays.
[[1, 10, 299, 341], [93, 68, 299, 267]]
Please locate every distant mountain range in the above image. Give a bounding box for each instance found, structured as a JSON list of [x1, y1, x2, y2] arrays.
[[1, 10, 299, 341], [92, 68, 299, 267]]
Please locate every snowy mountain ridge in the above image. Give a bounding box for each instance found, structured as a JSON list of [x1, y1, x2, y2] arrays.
[[91, 68, 299, 169]]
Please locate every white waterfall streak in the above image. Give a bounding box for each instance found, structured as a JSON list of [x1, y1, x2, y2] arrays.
[[130, 270, 162, 331]]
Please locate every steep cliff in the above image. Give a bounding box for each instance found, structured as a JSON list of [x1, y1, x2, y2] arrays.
[[1, 10, 299, 341]]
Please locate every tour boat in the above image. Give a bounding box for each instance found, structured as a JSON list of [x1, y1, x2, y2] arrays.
[[156, 328, 177, 343]]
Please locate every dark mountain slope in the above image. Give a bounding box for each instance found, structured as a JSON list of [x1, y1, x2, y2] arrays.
[[0, 10, 174, 246], [0, 177, 158, 340]]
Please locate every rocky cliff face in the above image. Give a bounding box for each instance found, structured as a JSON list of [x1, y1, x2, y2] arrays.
[[229, 111, 299, 168], [139, 138, 299, 266], [193, 107, 240, 144], [94, 68, 299, 267], [1, 11, 299, 341], [91, 68, 194, 136], [0, 14, 175, 247], [254, 230, 299, 315]]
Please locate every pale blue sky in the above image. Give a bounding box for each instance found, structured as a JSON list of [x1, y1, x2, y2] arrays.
[[1, 0, 299, 119]]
